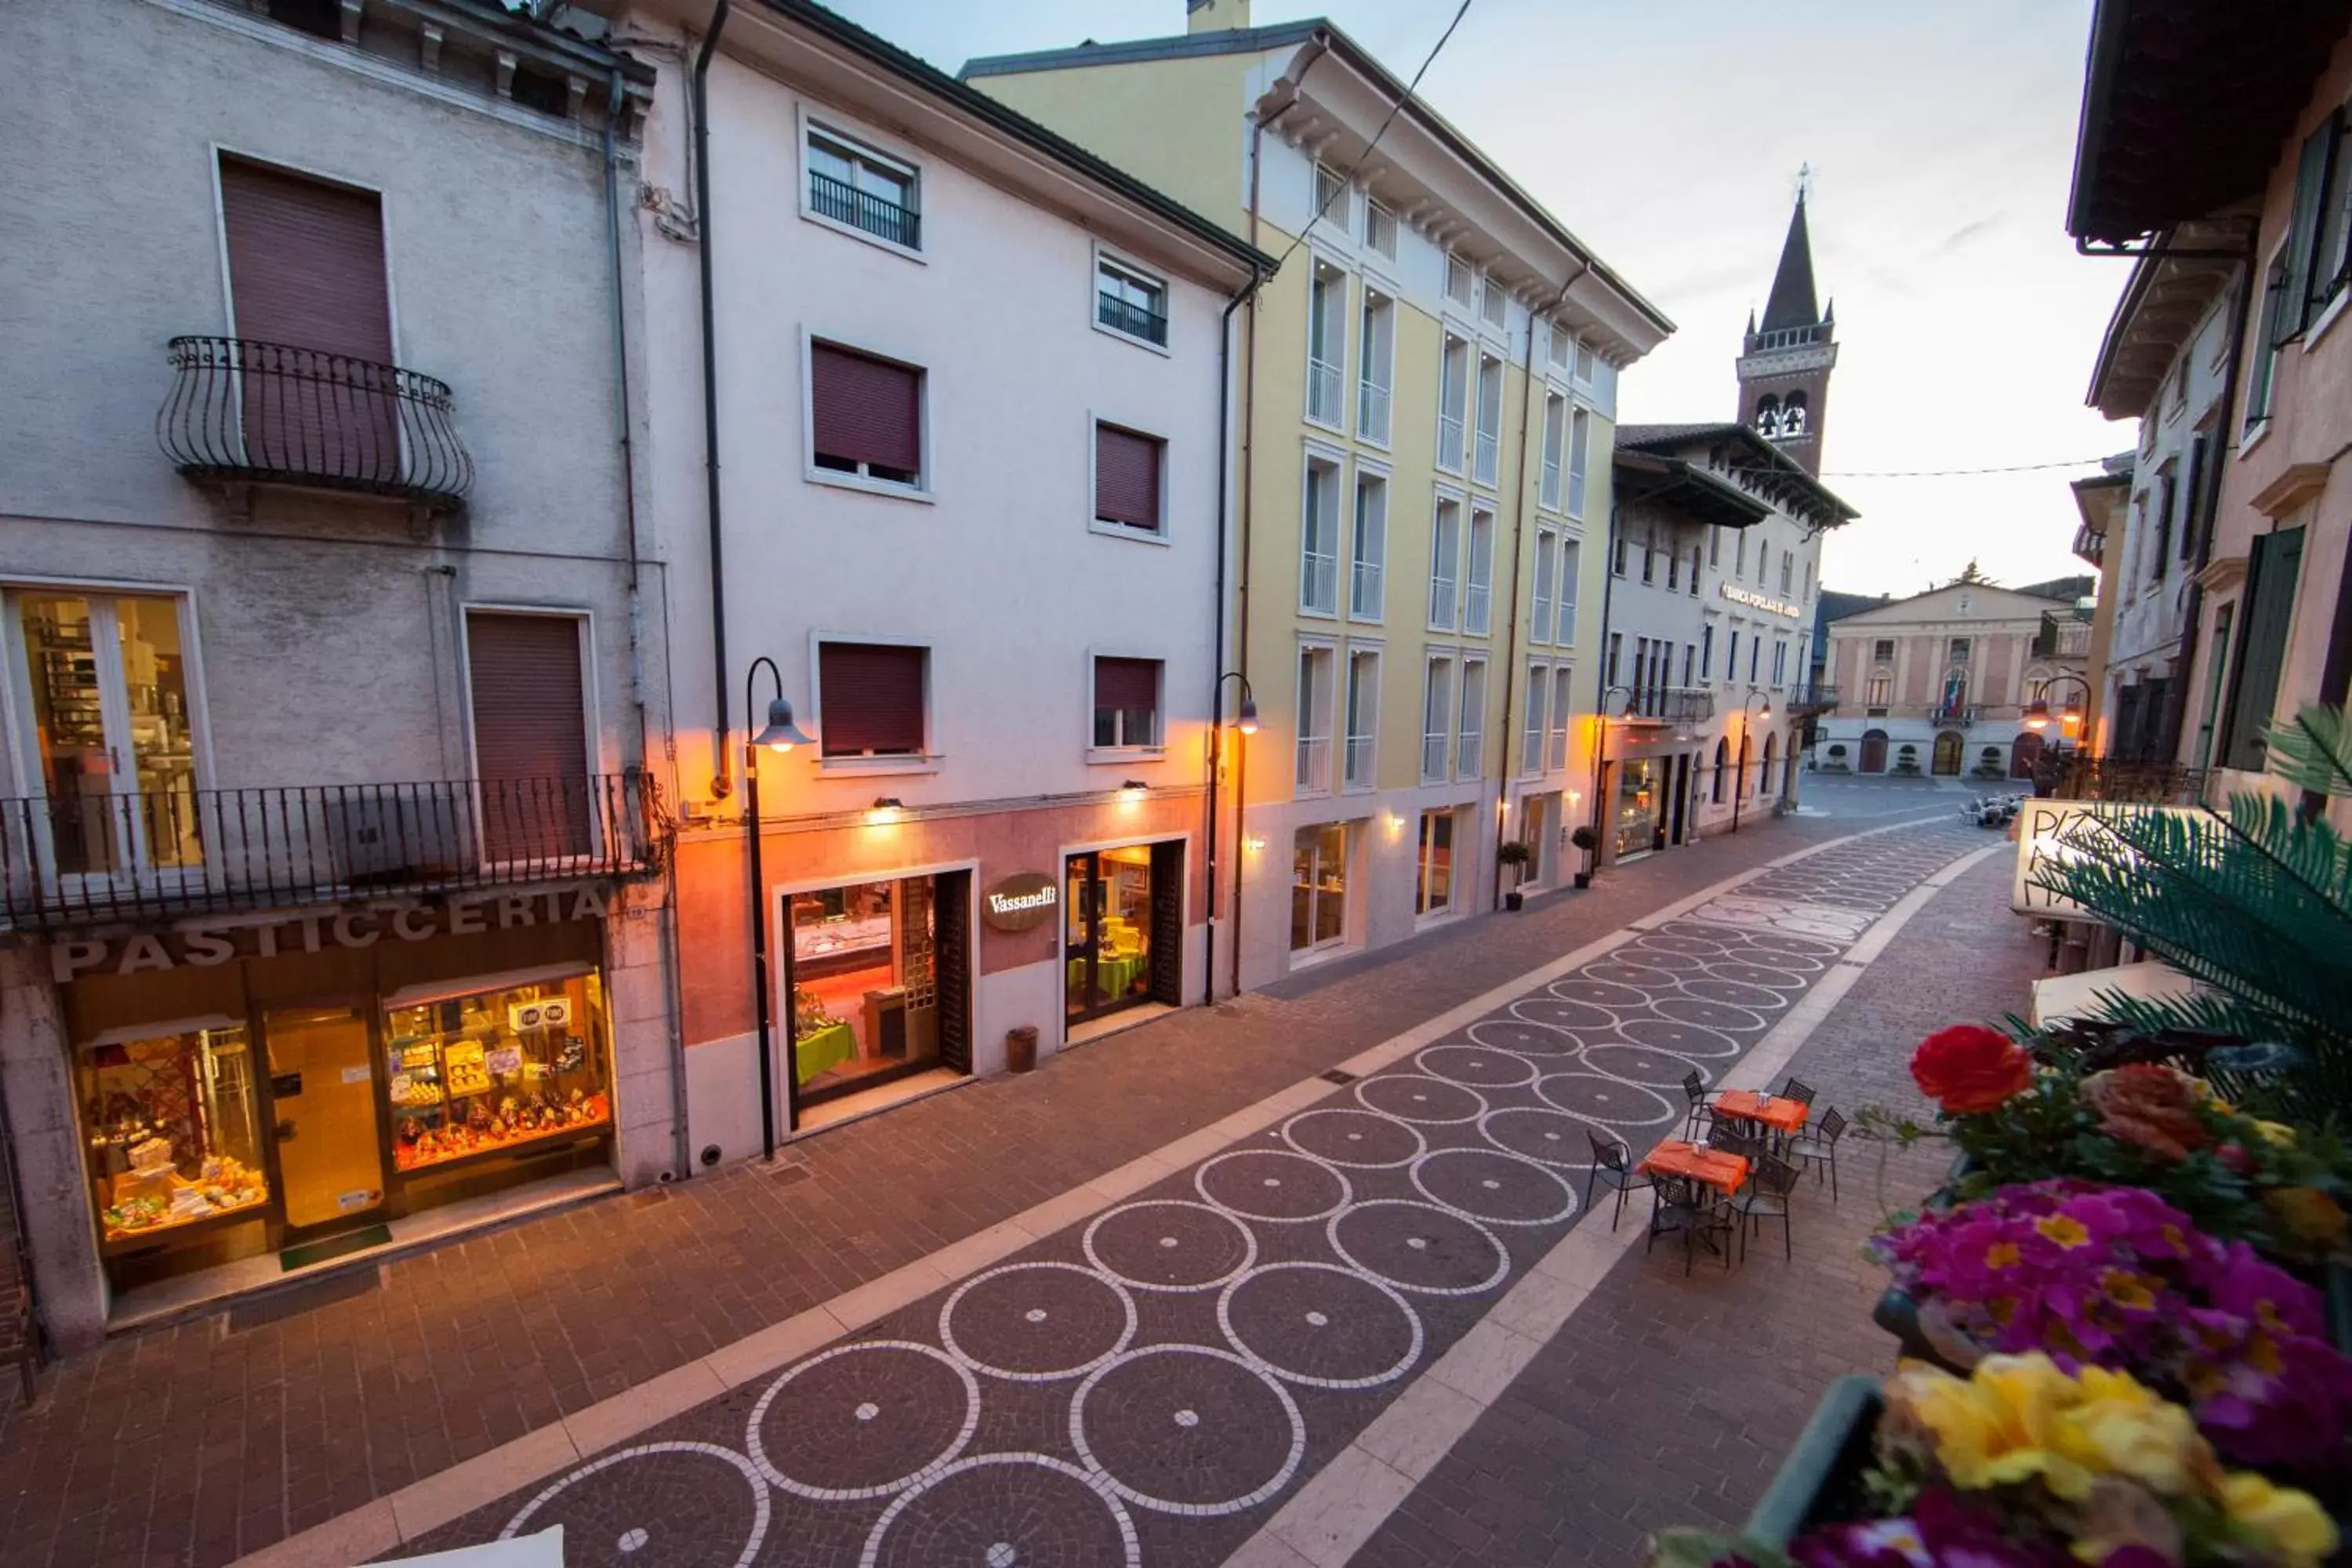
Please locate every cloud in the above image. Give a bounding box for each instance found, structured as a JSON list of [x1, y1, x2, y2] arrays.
[[1934, 212, 2007, 253]]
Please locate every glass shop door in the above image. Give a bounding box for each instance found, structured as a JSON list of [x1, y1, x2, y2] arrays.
[[264, 1006, 387, 1234]]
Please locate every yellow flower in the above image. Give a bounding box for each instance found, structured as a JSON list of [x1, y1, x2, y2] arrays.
[[2221, 1472, 2339, 1567], [2060, 1365, 2204, 1497], [2265, 1187, 2350, 1249], [1985, 1240, 2022, 1270], [1889, 1356, 2209, 1506], [2250, 1119, 2298, 1147], [2099, 1269, 2158, 1312], [2036, 1214, 2093, 1250]]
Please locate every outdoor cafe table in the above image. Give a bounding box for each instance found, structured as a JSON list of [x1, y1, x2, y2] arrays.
[[1711, 1089, 1809, 1139], [1636, 1139, 1751, 1196]]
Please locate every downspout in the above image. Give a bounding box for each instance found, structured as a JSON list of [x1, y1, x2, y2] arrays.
[[1490, 262, 1587, 909], [695, 0, 737, 797], [1203, 270, 1268, 1007]]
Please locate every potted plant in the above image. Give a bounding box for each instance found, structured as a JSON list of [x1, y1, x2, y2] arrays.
[[1497, 839, 1532, 909], [1647, 1356, 2339, 1568], [1823, 743, 1850, 775], [1569, 825, 1599, 889], [1894, 742, 1922, 776]]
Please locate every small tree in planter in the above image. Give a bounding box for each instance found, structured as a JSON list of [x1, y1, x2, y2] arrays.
[[1497, 839, 1532, 909], [1822, 743, 1850, 775], [1893, 742, 1922, 776], [1569, 825, 1599, 888]]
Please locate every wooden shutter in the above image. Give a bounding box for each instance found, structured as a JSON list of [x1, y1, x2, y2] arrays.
[[811, 344, 921, 474], [2220, 528, 2305, 771], [466, 612, 590, 860], [933, 870, 972, 1074], [818, 642, 925, 756], [1148, 840, 1184, 1005], [2283, 122, 2336, 339], [1094, 426, 1162, 530], [1094, 657, 1158, 715], [2180, 436, 2209, 565]]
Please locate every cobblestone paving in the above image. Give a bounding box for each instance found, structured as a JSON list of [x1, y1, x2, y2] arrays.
[[1350, 844, 2047, 1568], [398, 820, 1988, 1567]]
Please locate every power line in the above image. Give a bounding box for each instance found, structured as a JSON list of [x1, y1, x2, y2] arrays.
[[1264, 0, 1476, 277], [1821, 456, 2118, 478]]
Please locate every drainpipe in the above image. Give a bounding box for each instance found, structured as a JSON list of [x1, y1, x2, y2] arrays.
[[1490, 262, 1587, 909], [695, 0, 737, 798], [1202, 270, 1269, 1007]]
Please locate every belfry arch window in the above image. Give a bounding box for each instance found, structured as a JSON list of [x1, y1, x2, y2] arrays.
[[1780, 390, 1808, 435], [1753, 393, 1781, 437]]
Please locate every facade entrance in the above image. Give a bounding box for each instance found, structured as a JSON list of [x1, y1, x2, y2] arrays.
[[788, 872, 968, 1104], [1613, 757, 1660, 861], [1933, 731, 1964, 775], [1065, 847, 1156, 1025], [265, 1006, 383, 1233], [1290, 823, 1348, 953], [2010, 731, 2044, 779], [1860, 729, 1889, 773]]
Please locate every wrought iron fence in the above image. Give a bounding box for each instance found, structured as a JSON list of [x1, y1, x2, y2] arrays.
[[1096, 292, 1167, 347], [1785, 682, 1840, 713], [157, 336, 472, 509], [1307, 357, 1345, 426], [2031, 754, 2207, 805], [808, 170, 920, 249], [0, 775, 662, 930]]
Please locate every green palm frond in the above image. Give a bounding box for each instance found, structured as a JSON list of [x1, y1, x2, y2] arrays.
[[2083, 987, 2352, 1119], [2266, 702, 2352, 798]]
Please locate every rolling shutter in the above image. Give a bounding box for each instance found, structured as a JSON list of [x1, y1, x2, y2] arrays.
[[1093, 657, 1159, 714], [818, 642, 925, 756], [466, 613, 590, 860], [811, 344, 921, 474], [2220, 528, 2305, 771], [1094, 426, 1163, 530]]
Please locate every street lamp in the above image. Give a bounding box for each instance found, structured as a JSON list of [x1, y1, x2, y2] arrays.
[[1730, 688, 1772, 836], [743, 655, 815, 1160], [2023, 673, 2089, 736], [1216, 670, 1259, 735]]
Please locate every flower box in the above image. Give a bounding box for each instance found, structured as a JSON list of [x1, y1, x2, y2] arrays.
[[1743, 1374, 1884, 1547]]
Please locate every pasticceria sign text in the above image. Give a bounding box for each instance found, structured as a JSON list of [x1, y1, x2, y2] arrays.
[[49, 887, 611, 982]]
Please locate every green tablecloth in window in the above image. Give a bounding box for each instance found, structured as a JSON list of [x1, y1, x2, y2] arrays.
[[795, 1021, 857, 1084], [1068, 951, 1149, 1004]]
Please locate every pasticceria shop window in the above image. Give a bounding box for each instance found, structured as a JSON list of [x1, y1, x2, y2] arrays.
[[78, 1023, 269, 1254], [386, 971, 611, 1181]]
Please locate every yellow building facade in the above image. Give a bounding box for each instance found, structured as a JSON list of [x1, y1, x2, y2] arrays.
[[969, 2, 1671, 989]]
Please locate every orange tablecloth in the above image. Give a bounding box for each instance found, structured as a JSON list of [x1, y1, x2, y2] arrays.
[[1713, 1091, 1808, 1134], [1637, 1140, 1751, 1194]]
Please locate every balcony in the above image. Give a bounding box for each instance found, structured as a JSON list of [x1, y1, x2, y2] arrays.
[[808, 170, 920, 250], [1930, 702, 1979, 726], [2034, 613, 2093, 659], [1624, 688, 1715, 726], [1307, 357, 1345, 426], [158, 337, 473, 512], [1785, 682, 1839, 715], [1097, 292, 1167, 347], [0, 775, 662, 932]]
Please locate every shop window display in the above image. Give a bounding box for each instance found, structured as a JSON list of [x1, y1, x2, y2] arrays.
[[790, 877, 942, 1099], [76, 1026, 267, 1246], [385, 972, 610, 1172]]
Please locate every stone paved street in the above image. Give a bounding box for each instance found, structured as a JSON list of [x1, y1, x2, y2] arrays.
[[383, 809, 1999, 1568], [0, 790, 2033, 1568]]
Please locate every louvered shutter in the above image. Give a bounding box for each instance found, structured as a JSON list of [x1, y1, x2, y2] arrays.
[[2282, 124, 2335, 339], [2220, 528, 2305, 771], [818, 643, 926, 756], [220, 158, 398, 479], [1094, 657, 1158, 713], [811, 345, 922, 475], [466, 613, 591, 860], [1094, 426, 1163, 530]]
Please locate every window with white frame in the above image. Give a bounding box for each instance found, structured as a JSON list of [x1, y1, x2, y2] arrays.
[[1691, 543, 1704, 596], [1363, 198, 1398, 261], [1097, 255, 1169, 347], [1473, 354, 1504, 488], [1307, 259, 1348, 429], [1437, 334, 1470, 474], [1457, 658, 1486, 778], [1522, 662, 1548, 775], [1556, 537, 1581, 644], [1548, 666, 1571, 771], [1421, 652, 1454, 782], [1444, 251, 1473, 308], [1344, 648, 1379, 790], [1701, 624, 1714, 679], [1531, 528, 1557, 646], [811, 340, 924, 489], [1313, 162, 1347, 227], [1296, 643, 1334, 793], [1548, 321, 1573, 372], [1464, 505, 1495, 635], [1709, 527, 1721, 567], [1780, 551, 1794, 594], [1574, 342, 1596, 383], [1538, 394, 1566, 512], [1566, 407, 1590, 517], [818, 640, 927, 760], [1301, 454, 1341, 615], [1666, 533, 1681, 591], [1606, 631, 1622, 687], [2246, 241, 2290, 430], [1358, 289, 1395, 445], [1349, 470, 1387, 620], [1094, 423, 1164, 535], [1771, 639, 1788, 687], [1479, 272, 1507, 331], [1428, 496, 1461, 630], [805, 123, 920, 251], [1734, 532, 1748, 578], [1091, 655, 1162, 749]]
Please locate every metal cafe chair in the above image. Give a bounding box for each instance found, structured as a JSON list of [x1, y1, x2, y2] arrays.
[[1728, 1153, 1801, 1262], [1789, 1106, 1849, 1200], [1583, 1131, 1653, 1232], [1680, 1069, 1719, 1139], [1708, 1125, 1764, 1162], [1778, 1076, 1819, 1109], [1646, 1174, 1734, 1276]]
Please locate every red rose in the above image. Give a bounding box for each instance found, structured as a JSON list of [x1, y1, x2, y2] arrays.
[[2216, 1143, 2256, 1176], [1910, 1025, 2033, 1115]]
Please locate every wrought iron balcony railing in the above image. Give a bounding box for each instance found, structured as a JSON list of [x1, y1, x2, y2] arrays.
[[1785, 682, 1839, 713], [2031, 754, 2207, 805], [2034, 615, 2094, 659], [158, 336, 473, 510], [1623, 688, 1715, 726], [808, 170, 920, 249], [0, 775, 662, 931], [1098, 292, 1167, 347], [1931, 702, 1979, 725]]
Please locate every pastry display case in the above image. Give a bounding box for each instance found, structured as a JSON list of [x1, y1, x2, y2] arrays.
[[383, 972, 611, 1173], [75, 1025, 269, 1249]]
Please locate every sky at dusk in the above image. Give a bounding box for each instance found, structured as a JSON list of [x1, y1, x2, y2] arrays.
[[830, 0, 2134, 598]]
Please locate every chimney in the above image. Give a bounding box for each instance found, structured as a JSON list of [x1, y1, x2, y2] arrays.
[[1188, 0, 1251, 34]]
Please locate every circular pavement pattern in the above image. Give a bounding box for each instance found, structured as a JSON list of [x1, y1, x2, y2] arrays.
[[500, 1442, 770, 1568], [938, 1262, 1138, 1384], [1533, 1071, 1675, 1128], [1409, 1146, 1578, 1226], [1478, 1103, 1610, 1167], [1083, 1200, 1258, 1293], [747, 1341, 981, 1501], [1072, 1345, 1307, 1514], [1195, 1147, 1353, 1223], [1218, 1261, 1425, 1388], [1280, 1107, 1428, 1169], [1327, 1199, 1511, 1297], [859, 1454, 1140, 1568], [1354, 1073, 1486, 1126], [1617, 1016, 1740, 1059], [1414, 1044, 1541, 1091]]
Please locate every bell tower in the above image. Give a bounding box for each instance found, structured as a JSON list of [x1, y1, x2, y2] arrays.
[[1736, 175, 1838, 476]]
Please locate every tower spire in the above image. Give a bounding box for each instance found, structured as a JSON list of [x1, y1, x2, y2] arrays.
[[1759, 182, 1821, 334], [1734, 173, 1838, 477]]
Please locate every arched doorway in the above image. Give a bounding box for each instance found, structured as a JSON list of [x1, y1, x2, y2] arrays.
[[1933, 731, 1964, 775], [2010, 731, 2043, 779], [1859, 728, 1888, 773], [1761, 732, 1779, 802]]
